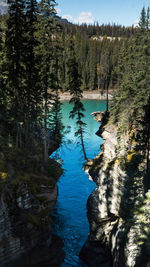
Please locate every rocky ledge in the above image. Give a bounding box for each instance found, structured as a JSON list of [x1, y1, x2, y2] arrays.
[[0, 156, 65, 267], [80, 111, 150, 267]]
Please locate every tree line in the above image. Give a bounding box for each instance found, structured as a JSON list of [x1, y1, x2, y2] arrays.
[[110, 6, 150, 174], [0, 0, 91, 164], [0, 2, 149, 166], [55, 20, 138, 93], [0, 0, 65, 163]]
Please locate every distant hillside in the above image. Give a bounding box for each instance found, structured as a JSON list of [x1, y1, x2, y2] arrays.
[[0, 0, 7, 15], [52, 13, 69, 24]]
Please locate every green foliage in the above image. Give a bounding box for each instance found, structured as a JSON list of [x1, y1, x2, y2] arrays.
[[139, 6, 150, 30], [110, 28, 150, 129], [0, 1, 150, 212], [26, 213, 42, 229], [109, 9, 150, 171], [36, 0, 64, 161], [0, 0, 64, 163], [134, 191, 150, 244], [66, 38, 87, 160]]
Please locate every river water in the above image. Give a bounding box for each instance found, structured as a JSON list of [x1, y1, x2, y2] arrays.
[[52, 100, 106, 266]]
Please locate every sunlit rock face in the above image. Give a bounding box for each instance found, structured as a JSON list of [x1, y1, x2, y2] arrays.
[[80, 112, 150, 267], [0, 182, 65, 266]]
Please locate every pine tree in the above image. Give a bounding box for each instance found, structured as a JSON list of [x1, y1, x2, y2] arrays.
[[66, 39, 87, 161], [99, 45, 112, 111], [24, 0, 41, 145], [5, 0, 26, 148], [144, 99, 150, 173], [25, 0, 39, 112], [88, 40, 97, 90], [139, 7, 147, 30], [146, 7, 150, 30], [110, 10, 150, 174], [0, 23, 7, 150], [97, 63, 100, 90], [37, 0, 62, 161], [113, 39, 129, 89], [49, 23, 64, 154]]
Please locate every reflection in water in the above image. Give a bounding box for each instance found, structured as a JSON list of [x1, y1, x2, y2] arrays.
[[52, 100, 106, 266]]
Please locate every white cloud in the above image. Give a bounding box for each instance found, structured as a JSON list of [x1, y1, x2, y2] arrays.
[[60, 11, 94, 24], [56, 8, 61, 15], [62, 14, 73, 22], [133, 20, 139, 28], [74, 12, 94, 24]]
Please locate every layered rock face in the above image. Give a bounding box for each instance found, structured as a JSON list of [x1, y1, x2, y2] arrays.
[[80, 112, 150, 267], [0, 176, 65, 266]]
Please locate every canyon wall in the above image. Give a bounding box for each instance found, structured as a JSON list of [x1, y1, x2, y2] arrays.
[[80, 112, 150, 267]]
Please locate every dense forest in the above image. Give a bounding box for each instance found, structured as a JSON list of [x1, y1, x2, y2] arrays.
[[110, 7, 150, 173], [59, 22, 137, 92], [0, 0, 149, 172]]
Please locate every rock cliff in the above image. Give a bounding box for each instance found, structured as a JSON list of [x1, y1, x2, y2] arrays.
[[0, 157, 65, 266], [80, 111, 150, 267]]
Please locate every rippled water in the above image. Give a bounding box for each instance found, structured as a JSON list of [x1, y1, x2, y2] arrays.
[[52, 100, 106, 266]]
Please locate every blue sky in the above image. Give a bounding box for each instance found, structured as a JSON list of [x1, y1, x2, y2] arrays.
[[56, 0, 150, 26]]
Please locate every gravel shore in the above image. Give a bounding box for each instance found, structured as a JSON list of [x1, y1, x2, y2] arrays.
[[59, 90, 113, 101]]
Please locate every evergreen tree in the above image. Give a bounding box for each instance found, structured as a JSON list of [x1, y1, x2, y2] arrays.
[[99, 45, 112, 111], [5, 0, 26, 148], [97, 63, 100, 90], [37, 0, 56, 161], [144, 99, 150, 173], [49, 23, 64, 153], [67, 39, 87, 161], [113, 39, 129, 90], [88, 40, 97, 90], [139, 7, 147, 30], [24, 0, 41, 146], [37, 0, 63, 161], [0, 23, 7, 150], [110, 12, 150, 173], [146, 7, 150, 29]]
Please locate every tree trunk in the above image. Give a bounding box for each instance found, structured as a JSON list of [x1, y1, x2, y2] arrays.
[[106, 85, 109, 112], [44, 72, 48, 162], [16, 123, 19, 148], [147, 121, 150, 173], [44, 105, 48, 162], [80, 127, 88, 161]]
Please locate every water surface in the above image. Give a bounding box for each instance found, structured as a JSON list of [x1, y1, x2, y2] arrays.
[[52, 100, 106, 266]]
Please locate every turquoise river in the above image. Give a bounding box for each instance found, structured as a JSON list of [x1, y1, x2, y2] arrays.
[[52, 100, 106, 266]]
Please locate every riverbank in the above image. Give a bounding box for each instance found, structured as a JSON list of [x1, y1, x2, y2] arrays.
[[59, 90, 113, 101]]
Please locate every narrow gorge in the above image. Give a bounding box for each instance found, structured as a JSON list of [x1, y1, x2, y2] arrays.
[[0, 0, 150, 266]]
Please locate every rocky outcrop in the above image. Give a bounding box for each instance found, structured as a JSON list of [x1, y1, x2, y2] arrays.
[[0, 159, 65, 266], [80, 111, 150, 267]]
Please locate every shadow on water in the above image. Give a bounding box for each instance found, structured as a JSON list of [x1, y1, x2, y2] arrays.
[[52, 100, 106, 266]]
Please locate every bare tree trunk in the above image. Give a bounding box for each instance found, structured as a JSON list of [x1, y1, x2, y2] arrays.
[[44, 67, 48, 162], [106, 85, 109, 112], [80, 127, 88, 161], [19, 126, 22, 149], [147, 121, 150, 173], [16, 123, 19, 148], [44, 106, 48, 162]]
